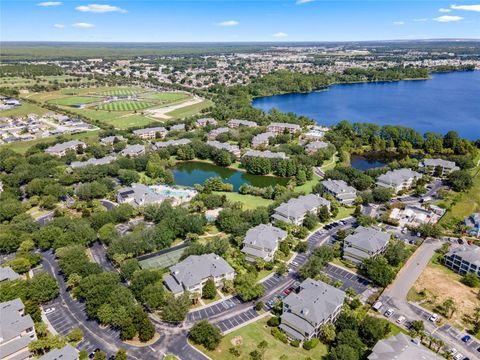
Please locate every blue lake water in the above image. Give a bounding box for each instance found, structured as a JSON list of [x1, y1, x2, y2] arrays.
[[253, 71, 480, 140]]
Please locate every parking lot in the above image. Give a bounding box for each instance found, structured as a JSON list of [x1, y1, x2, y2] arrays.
[[187, 296, 242, 322], [322, 263, 370, 294], [262, 273, 285, 292], [214, 308, 259, 334], [440, 324, 480, 353]]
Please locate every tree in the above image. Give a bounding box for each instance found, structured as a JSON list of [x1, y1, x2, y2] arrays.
[[461, 272, 479, 288], [415, 223, 443, 238], [359, 316, 390, 347], [319, 323, 336, 344], [442, 298, 456, 318], [362, 256, 396, 287], [299, 245, 334, 279], [27, 272, 59, 304], [114, 349, 127, 360], [328, 344, 359, 360], [67, 327, 83, 342], [189, 320, 222, 351], [448, 170, 473, 192], [93, 351, 107, 360], [384, 240, 408, 266], [411, 320, 425, 332], [202, 278, 217, 300], [161, 293, 191, 322], [234, 273, 264, 301], [138, 317, 155, 342]]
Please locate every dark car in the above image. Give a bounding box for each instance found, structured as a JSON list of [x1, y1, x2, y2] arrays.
[[461, 335, 471, 343]]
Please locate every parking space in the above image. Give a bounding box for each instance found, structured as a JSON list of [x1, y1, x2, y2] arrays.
[[322, 263, 370, 294], [214, 308, 259, 334], [187, 297, 242, 322], [262, 273, 284, 292], [44, 304, 76, 336]]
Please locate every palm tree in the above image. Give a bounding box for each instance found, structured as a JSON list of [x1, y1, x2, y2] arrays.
[[435, 339, 445, 353], [443, 298, 455, 318]]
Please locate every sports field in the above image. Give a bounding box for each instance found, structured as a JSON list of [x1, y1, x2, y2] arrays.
[[95, 88, 145, 96], [97, 100, 156, 111]]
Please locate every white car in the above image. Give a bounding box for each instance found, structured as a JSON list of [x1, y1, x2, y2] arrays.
[[396, 315, 406, 324], [449, 348, 458, 355], [384, 308, 395, 318], [44, 307, 55, 315], [453, 353, 463, 360], [429, 313, 439, 322]]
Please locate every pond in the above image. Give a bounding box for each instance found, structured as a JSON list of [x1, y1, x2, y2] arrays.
[[172, 161, 289, 191], [253, 71, 480, 140]]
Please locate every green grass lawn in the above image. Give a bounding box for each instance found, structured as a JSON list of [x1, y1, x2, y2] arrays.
[[333, 207, 355, 220], [193, 317, 328, 360], [295, 174, 321, 194], [320, 153, 339, 172], [214, 192, 273, 210], [0, 102, 49, 117], [96, 100, 156, 112], [47, 96, 98, 106], [144, 92, 190, 102], [166, 99, 213, 119], [0, 75, 95, 88]]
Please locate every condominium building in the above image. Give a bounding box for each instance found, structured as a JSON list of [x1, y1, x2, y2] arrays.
[[343, 226, 390, 264], [241, 224, 288, 262], [321, 179, 357, 205], [376, 168, 422, 194], [272, 194, 330, 226], [267, 122, 301, 134], [133, 126, 167, 140], [444, 244, 480, 276]]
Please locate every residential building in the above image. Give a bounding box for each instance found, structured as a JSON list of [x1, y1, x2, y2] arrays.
[[120, 144, 145, 157], [389, 204, 444, 228], [206, 140, 240, 157], [376, 168, 422, 194], [196, 118, 217, 127], [368, 333, 442, 360], [272, 194, 330, 226], [170, 123, 185, 132], [420, 158, 459, 176], [228, 119, 258, 128], [306, 141, 329, 154], [38, 345, 78, 360], [152, 138, 191, 150], [280, 278, 345, 341], [207, 127, 229, 139], [0, 299, 36, 360], [251, 132, 275, 148], [164, 253, 235, 296], [464, 213, 480, 237], [302, 129, 325, 141], [444, 244, 480, 276], [243, 149, 288, 159], [70, 155, 117, 169], [267, 122, 301, 134], [343, 226, 390, 264], [0, 267, 20, 282], [100, 135, 125, 145], [133, 126, 167, 140], [241, 224, 288, 262], [321, 179, 357, 205], [117, 183, 165, 207], [45, 140, 86, 157]]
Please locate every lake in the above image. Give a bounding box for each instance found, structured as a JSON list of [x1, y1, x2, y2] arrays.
[[253, 71, 480, 140], [172, 161, 289, 191]]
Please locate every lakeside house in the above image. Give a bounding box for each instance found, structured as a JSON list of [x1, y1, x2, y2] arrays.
[[464, 213, 480, 237], [444, 244, 480, 276], [164, 253, 235, 296], [133, 126, 167, 140], [152, 138, 191, 150], [251, 132, 276, 148], [280, 278, 345, 341], [38, 345, 78, 360], [305, 141, 329, 154], [267, 122, 301, 134], [0, 266, 21, 282], [207, 127, 230, 140], [321, 179, 357, 205], [70, 155, 117, 169], [343, 226, 390, 264], [241, 224, 288, 262], [0, 298, 37, 360], [272, 194, 330, 226], [419, 158, 459, 176], [45, 140, 86, 157], [206, 140, 241, 157], [243, 149, 288, 159], [196, 118, 217, 127], [376, 168, 422, 194], [368, 333, 442, 360], [228, 119, 258, 128], [120, 144, 145, 157]]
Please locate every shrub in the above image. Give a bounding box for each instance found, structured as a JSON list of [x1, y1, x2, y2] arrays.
[[290, 339, 300, 347], [271, 327, 288, 343], [267, 317, 280, 327], [255, 301, 264, 311], [303, 338, 319, 350], [461, 272, 479, 288]]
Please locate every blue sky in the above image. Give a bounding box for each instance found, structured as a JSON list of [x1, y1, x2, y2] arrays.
[[1, 1, 479, 42]]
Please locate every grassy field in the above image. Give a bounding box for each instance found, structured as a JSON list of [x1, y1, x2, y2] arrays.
[[95, 88, 145, 96], [144, 92, 190, 102], [165, 99, 213, 119], [96, 100, 156, 112], [193, 317, 328, 360], [0, 102, 49, 117], [214, 192, 274, 210], [104, 114, 159, 129], [48, 96, 98, 106], [0, 75, 95, 88]]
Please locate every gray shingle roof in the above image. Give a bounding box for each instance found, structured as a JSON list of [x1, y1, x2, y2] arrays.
[[120, 144, 145, 156], [344, 226, 390, 254], [0, 266, 20, 282], [306, 141, 329, 152], [321, 179, 357, 202], [0, 299, 35, 359], [206, 140, 240, 156], [243, 149, 288, 159], [70, 155, 117, 169], [268, 122, 301, 130], [45, 140, 85, 154], [274, 194, 330, 221], [133, 126, 167, 136], [242, 224, 287, 252], [252, 132, 275, 145], [153, 138, 191, 149], [421, 158, 459, 171], [376, 168, 421, 187], [368, 333, 442, 360], [39, 345, 78, 360], [446, 244, 480, 267], [228, 119, 258, 128]]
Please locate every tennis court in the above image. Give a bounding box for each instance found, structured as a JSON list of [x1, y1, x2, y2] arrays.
[[138, 244, 189, 269]]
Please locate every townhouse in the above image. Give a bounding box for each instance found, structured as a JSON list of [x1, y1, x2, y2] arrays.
[[196, 118, 217, 127], [368, 333, 442, 360], [272, 194, 330, 226], [376, 168, 422, 194], [419, 158, 459, 176], [321, 179, 357, 205], [343, 226, 390, 264], [45, 140, 86, 157], [243, 149, 288, 160], [0, 299, 36, 360], [241, 224, 288, 262], [207, 127, 229, 140], [267, 122, 301, 134], [120, 144, 145, 157], [70, 155, 117, 169], [206, 140, 241, 157], [152, 138, 191, 150], [100, 135, 125, 145], [227, 119, 258, 128], [133, 126, 167, 140], [164, 253, 235, 296], [444, 244, 480, 276], [170, 123, 186, 132], [302, 129, 325, 141], [251, 132, 276, 148], [280, 278, 345, 341]]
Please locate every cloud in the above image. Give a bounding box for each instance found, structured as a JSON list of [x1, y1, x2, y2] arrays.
[[296, 0, 314, 4], [413, 18, 428, 22], [217, 20, 239, 26], [450, 4, 480, 12], [273, 32, 288, 38], [75, 4, 127, 13], [393, 21, 405, 25], [439, 8, 452, 12], [37, 2, 62, 6], [433, 15, 464, 22], [72, 22, 95, 28], [53, 24, 65, 28]]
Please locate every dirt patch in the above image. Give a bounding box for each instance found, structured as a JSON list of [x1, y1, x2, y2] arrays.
[[230, 336, 243, 346], [412, 264, 479, 326]]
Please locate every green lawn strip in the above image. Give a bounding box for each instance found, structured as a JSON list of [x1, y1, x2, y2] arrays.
[[192, 317, 328, 360], [294, 174, 321, 194], [213, 192, 274, 210], [166, 99, 213, 119], [48, 96, 99, 106], [0, 102, 49, 117], [320, 153, 339, 172], [102, 115, 158, 129], [333, 207, 355, 220]]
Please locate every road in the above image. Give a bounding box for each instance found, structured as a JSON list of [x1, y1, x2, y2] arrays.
[[379, 239, 479, 359], [90, 241, 117, 272]]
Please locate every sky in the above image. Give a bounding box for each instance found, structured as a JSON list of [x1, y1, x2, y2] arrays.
[[1, 0, 479, 42]]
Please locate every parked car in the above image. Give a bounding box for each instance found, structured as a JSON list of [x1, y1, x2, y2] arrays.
[[44, 307, 55, 315], [461, 335, 471, 343], [429, 313, 439, 322], [453, 353, 463, 360], [384, 308, 395, 318], [396, 315, 406, 324], [449, 348, 457, 355], [372, 301, 383, 311]]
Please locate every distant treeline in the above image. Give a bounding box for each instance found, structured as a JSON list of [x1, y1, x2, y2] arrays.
[[0, 64, 64, 77], [430, 64, 475, 73]]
